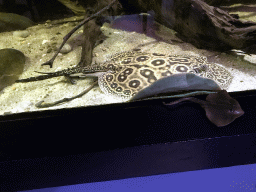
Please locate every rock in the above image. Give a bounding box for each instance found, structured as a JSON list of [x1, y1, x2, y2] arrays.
[[42, 40, 50, 44], [0, 48, 26, 91], [60, 44, 72, 54], [13, 30, 30, 38], [244, 54, 256, 64], [0, 12, 34, 32]]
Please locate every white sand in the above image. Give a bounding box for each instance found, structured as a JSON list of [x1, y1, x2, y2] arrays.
[[0, 12, 256, 115]]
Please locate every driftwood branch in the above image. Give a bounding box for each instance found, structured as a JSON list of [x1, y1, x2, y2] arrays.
[[119, 0, 256, 51], [41, 0, 122, 68], [52, 0, 256, 69], [168, 0, 256, 50], [203, 0, 256, 6]]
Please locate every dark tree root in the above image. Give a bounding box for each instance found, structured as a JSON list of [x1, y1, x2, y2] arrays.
[[35, 80, 98, 108], [41, 0, 118, 68]]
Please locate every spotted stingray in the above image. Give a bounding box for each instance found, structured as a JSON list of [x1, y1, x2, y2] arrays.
[[16, 49, 233, 101], [97, 50, 233, 100]]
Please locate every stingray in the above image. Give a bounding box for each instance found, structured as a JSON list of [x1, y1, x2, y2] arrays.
[[163, 90, 244, 127], [130, 73, 223, 101], [130, 73, 243, 127]]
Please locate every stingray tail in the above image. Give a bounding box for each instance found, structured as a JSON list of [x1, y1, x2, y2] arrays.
[[15, 65, 114, 83], [15, 67, 85, 83]]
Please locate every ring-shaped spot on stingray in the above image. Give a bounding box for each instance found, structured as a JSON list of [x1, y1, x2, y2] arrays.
[[205, 73, 214, 79], [136, 55, 150, 62], [140, 69, 154, 78], [212, 70, 222, 75], [117, 68, 133, 82], [140, 69, 157, 83], [123, 68, 133, 75], [116, 87, 123, 92], [151, 59, 166, 66], [129, 79, 141, 88], [121, 57, 132, 64], [168, 57, 191, 65], [216, 79, 226, 84], [174, 65, 189, 73], [117, 74, 127, 82], [105, 74, 114, 82], [107, 64, 116, 70], [161, 70, 173, 76], [123, 90, 131, 95], [220, 75, 229, 79], [110, 83, 118, 89]]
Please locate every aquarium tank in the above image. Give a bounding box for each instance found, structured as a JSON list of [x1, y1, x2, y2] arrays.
[[0, 0, 255, 122]]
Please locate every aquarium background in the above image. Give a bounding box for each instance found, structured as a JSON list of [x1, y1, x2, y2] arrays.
[[0, 1, 256, 115]]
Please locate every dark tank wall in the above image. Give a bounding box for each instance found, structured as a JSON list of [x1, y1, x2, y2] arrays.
[[0, 0, 74, 22]]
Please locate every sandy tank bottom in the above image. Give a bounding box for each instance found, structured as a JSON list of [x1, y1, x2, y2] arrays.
[[0, 14, 256, 116]]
